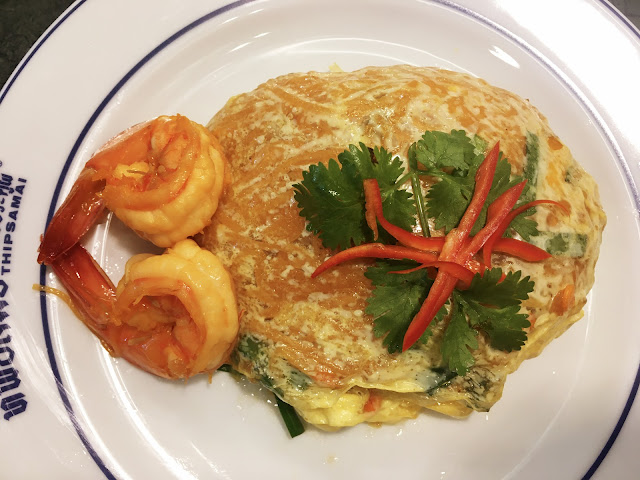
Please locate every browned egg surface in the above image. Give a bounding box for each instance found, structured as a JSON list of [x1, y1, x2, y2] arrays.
[[201, 66, 606, 428]]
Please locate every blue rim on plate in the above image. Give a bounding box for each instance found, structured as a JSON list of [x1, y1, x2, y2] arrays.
[[1, 0, 637, 478]]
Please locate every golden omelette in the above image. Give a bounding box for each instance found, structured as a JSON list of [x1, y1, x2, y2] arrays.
[[201, 65, 606, 430]]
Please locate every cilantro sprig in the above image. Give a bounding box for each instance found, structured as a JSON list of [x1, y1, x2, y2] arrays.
[[365, 262, 533, 375], [409, 130, 530, 237], [443, 270, 533, 375], [293, 144, 414, 250], [365, 260, 448, 353], [298, 130, 545, 377]]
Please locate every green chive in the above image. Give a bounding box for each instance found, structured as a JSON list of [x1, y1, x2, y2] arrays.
[[274, 394, 305, 438]]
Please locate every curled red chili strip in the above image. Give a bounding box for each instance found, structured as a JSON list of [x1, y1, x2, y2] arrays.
[[482, 199, 566, 266], [456, 142, 501, 237], [492, 238, 550, 262], [461, 180, 527, 260], [311, 243, 475, 285]]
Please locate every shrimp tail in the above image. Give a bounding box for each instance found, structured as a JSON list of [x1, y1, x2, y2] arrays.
[[49, 243, 118, 351], [49, 245, 179, 375], [38, 168, 106, 265]]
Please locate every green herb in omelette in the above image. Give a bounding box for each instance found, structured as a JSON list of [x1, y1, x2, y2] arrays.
[[274, 394, 305, 438], [234, 337, 305, 437]]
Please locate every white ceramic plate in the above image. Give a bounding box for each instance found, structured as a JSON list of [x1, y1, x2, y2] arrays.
[[1, 0, 638, 478]]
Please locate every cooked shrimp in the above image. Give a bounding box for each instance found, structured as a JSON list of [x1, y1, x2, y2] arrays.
[[38, 114, 227, 265], [50, 239, 238, 379], [37, 115, 238, 379]]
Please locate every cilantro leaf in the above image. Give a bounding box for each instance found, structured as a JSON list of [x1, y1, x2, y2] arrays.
[[294, 159, 367, 249], [409, 130, 483, 232], [460, 269, 534, 307], [507, 213, 539, 241], [455, 269, 533, 353], [453, 292, 529, 352], [425, 175, 474, 232], [440, 269, 533, 375], [441, 304, 478, 376], [487, 153, 516, 200], [479, 306, 530, 351], [365, 260, 448, 353], [293, 144, 414, 250], [409, 130, 476, 171], [360, 146, 415, 233], [338, 143, 377, 178], [365, 260, 431, 353]]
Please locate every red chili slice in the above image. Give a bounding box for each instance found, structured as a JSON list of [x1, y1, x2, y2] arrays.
[[460, 180, 527, 261], [456, 142, 501, 237], [482, 199, 566, 267], [363, 179, 444, 252], [492, 238, 551, 262], [311, 243, 475, 286]]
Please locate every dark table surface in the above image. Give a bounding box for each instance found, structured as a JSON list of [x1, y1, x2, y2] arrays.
[[1, 0, 75, 88], [1, 0, 640, 89]]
